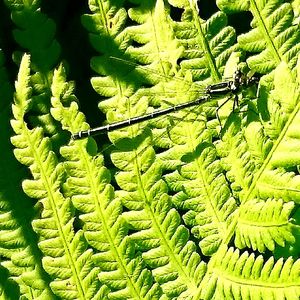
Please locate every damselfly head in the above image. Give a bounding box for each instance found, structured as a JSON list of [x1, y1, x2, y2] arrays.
[[235, 69, 260, 89], [230, 69, 245, 92]]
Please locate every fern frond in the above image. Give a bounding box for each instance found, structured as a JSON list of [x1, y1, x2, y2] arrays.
[[0, 49, 57, 300], [235, 198, 295, 252], [171, 3, 236, 82], [125, 0, 183, 68], [218, 0, 300, 73], [50, 65, 165, 299], [111, 138, 206, 298], [0, 264, 20, 300], [122, 0, 236, 112], [83, 6, 209, 296], [253, 63, 300, 199], [217, 62, 298, 204], [0, 49, 58, 299], [257, 169, 300, 202], [216, 116, 260, 201], [292, 0, 300, 24], [10, 54, 103, 300], [200, 246, 300, 300], [249, 63, 300, 200], [81, 0, 131, 109], [165, 144, 237, 256], [5, 0, 60, 70], [5, 0, 61, 139], [260, 63, 299, 141], [93, 0, 193, 117], [219, 62, 300, 249]]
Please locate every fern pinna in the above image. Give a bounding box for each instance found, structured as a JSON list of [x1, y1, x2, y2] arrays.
[[1, 0, 300, 299]]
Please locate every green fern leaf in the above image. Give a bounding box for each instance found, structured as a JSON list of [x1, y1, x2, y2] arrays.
[[257, 169, 300, 202], [217, 61, 300, 250], [216, 118, 258, 201], [217, 0, 300, 73], [50, 65, 166, 299], [111, 142, 206, 298], [5, 0, 61, 141], [10, 54, 104, 300], [125, 0, 183, 68], [165, 144, 237, 256], [235, 199, 295, 252], [172, 7, 236, 82], [0, 264, 21, 300], [81, 0, 131, 110], [0, 49, 56, 300], [5, 0, 60, 69], [200, 246, 300, 300]]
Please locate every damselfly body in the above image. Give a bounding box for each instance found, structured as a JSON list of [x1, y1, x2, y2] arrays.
[[72, 68, 259, 140]]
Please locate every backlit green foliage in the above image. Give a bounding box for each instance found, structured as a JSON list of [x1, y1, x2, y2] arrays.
[[0, 0, 300, 299]]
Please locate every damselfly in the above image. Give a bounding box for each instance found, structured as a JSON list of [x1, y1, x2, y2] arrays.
[[72, 69, 259, 140]]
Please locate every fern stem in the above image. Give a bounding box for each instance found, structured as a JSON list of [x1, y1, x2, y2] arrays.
[[188, 0, 222, 82], [249, 0, 282, 64], [96, 0, 109, 34]]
